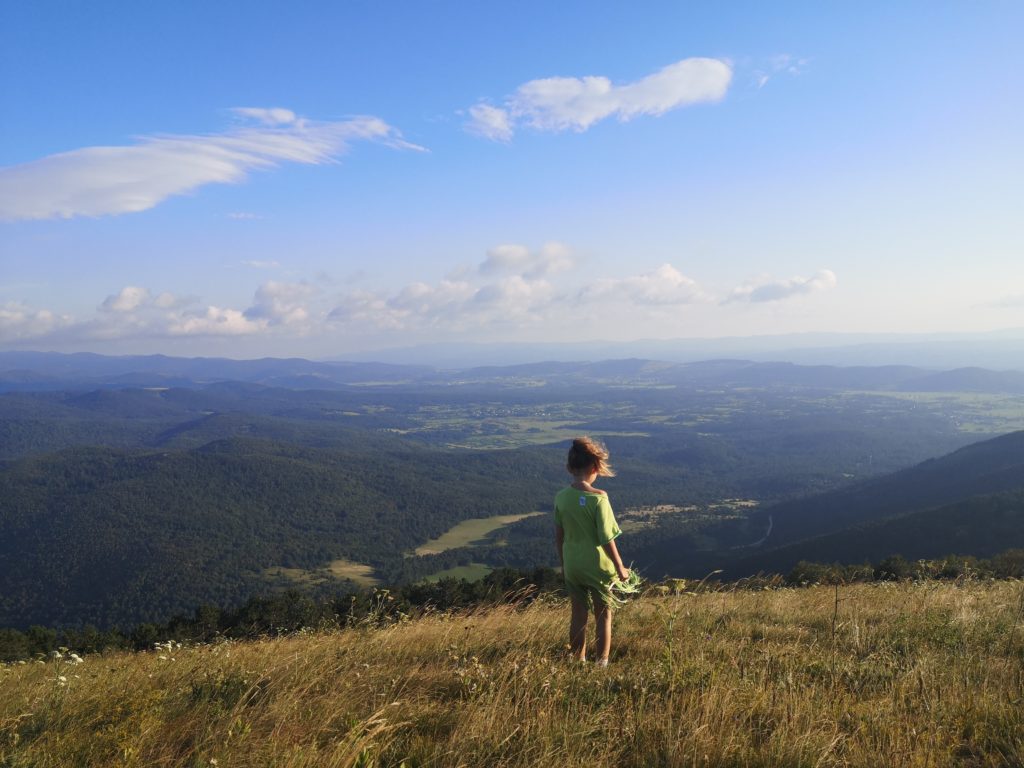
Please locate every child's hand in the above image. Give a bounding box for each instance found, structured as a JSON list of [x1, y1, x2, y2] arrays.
[[616, 565, 630, 582]]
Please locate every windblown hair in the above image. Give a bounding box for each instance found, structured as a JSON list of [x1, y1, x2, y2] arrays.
[[566, 436, 615, 478]]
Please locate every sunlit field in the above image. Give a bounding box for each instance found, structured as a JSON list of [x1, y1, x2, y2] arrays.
[[3, 580, 1022, 767]]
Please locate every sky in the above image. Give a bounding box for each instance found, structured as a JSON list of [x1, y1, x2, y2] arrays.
[[1, 1, 1022, 360]]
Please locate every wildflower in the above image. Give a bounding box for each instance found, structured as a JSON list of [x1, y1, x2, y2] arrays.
[[68, 653, 84, 664]]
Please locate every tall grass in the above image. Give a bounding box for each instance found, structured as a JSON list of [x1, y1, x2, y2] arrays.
[[2, 581, 1022, 767]]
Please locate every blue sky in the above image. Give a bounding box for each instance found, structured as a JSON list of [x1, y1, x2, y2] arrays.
[[1, 1, 1022, 358]]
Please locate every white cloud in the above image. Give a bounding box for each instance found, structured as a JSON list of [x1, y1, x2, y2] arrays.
[[329, 243, 569, 332], [466, 57, 732, 140], [0, 110, 425, 221], [580, 263, 710, 305], [241, 259, 280, 269], [227, 212, 263, 220], [0, 302, 73, 341], [100, 286, 151, 312], [99, 286, 190, 312], [169, 306, 267, 336], [479, 241, 574, 279], [466, 104, 513, 142], [727, 269, 837, 303], [244, 280, 317, 326]]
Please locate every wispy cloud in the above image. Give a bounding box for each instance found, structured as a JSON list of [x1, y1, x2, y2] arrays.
[[0, 109, 425, 221], [466, 104, 514, 142], [241, 259, 281, 269], [726, 270, 837, 303], [466, 57, 732, 140], [753, 54, 810, 88]]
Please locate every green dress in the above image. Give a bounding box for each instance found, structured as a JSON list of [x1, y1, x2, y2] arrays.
[[554, 487, 622, 608]]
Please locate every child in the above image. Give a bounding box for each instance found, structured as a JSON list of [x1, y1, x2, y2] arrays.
[[554, 436, 630, 666]]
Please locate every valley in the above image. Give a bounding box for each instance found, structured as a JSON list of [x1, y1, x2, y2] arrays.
[[3, 351, 1024, 629]]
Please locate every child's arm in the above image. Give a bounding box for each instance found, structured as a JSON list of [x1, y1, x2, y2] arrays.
[[554, 525, 565, 571], [601, 539, 630, 581]]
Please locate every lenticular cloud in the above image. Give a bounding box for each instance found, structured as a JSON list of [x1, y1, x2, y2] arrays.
[[0, 110, 423, 221]]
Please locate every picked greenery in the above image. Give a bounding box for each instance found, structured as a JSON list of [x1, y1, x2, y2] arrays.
[[610, 565, 643, 601]]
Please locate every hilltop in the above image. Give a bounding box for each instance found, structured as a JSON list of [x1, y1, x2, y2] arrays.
[[2, 580, 1021, 767]]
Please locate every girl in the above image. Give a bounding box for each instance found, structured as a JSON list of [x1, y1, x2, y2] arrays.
[[554, 436, 630, 666]]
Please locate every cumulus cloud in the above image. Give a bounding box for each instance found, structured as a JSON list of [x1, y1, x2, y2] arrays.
[[479, 241, 574, 279], [0, 279, 325, 345], [726, 270, 837, 303], [100, 286, 188, 312], [100, 286, 151, 313], [244, 280, 317, 326], [0, 109, 425, 221], [0, 302, 73, 341], [330, 276, 555, 332], [330, 243, 571, 332], [466, 57, 732, 140], [168, 306, 266, 336], [580, 263, 710, 305]]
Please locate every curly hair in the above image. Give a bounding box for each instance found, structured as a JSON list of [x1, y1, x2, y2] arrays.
[[566, 436, 615, 478]]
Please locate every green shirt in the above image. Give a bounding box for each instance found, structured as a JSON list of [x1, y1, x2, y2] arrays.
[[554, 487, 622, 593]]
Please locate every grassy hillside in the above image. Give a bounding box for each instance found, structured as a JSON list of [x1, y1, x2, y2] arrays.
[[2, 581, 1022, 767]]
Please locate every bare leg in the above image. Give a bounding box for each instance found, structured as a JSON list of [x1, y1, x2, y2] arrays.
[[569, 598, 589, 660], [595, 604, 612, 663]]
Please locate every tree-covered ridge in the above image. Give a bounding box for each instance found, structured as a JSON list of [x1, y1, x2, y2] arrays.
[[0, 437, 554, 629]]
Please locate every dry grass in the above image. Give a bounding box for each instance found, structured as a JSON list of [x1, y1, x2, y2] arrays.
[[2, 581, 1023, 767]]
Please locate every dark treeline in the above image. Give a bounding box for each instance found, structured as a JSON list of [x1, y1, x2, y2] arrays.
[[3, 550, 1022, 664]]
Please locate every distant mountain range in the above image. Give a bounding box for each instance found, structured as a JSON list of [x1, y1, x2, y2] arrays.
[[4, 350, 1024, 394], [338, 330, 1024, 370]]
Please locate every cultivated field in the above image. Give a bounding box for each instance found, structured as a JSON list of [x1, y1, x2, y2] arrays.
[[2, 581, 1022, 767]]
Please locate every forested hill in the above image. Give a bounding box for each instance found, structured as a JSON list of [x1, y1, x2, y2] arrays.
[[750, 429, 1024, 546], [0, 438, 554, 629], [729, 489, 1024, 578]]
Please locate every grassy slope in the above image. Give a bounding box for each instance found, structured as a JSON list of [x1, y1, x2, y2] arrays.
[[3, 581, 1022, 768]]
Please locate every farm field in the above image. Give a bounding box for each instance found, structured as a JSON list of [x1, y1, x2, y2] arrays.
[[413, 512, 546, 556]]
